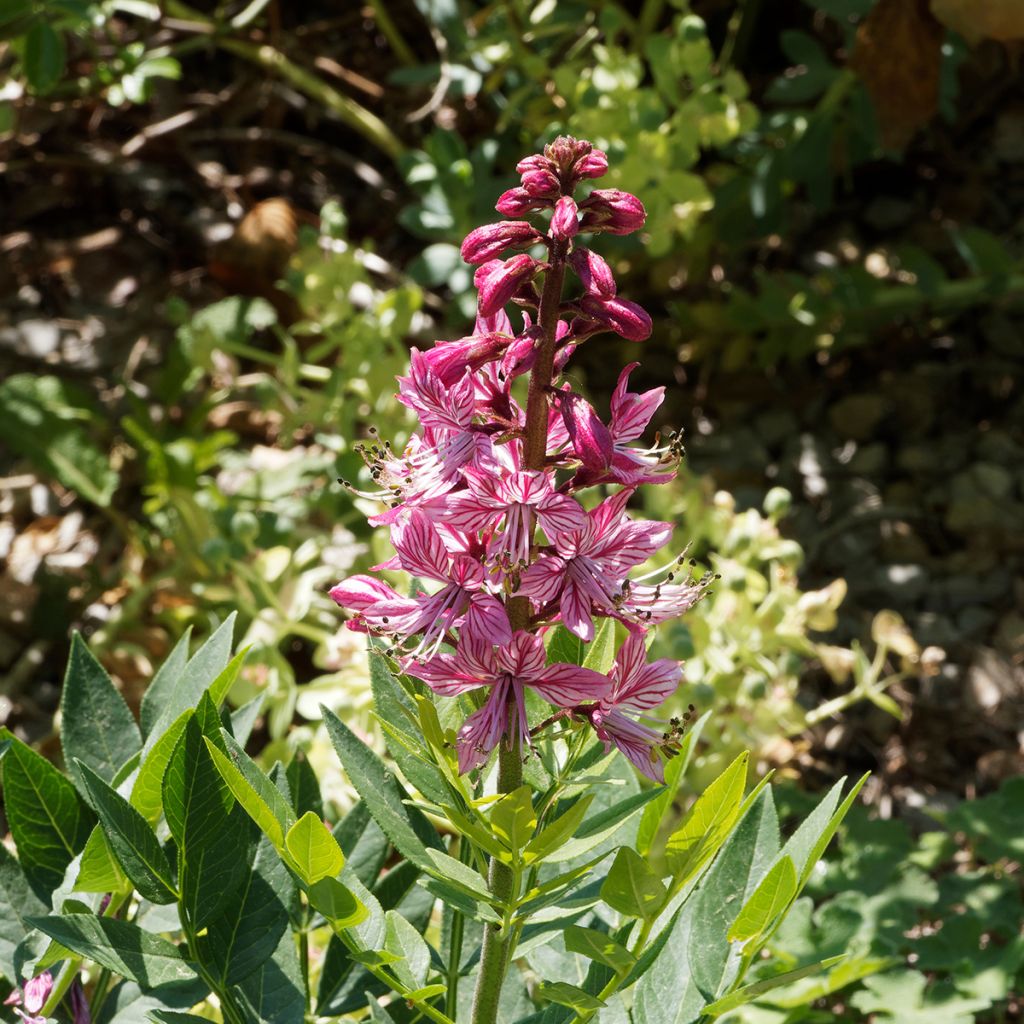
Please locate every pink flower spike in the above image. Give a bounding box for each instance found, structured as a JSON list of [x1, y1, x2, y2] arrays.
[[580, 294, 653, 342], [549, 196, 579, 241], [496, 187, 553, 217], [569, 248, 616, 298], [461, 221, 543, 265], [579, 189, 647, 235], [474, 255, 539, 317], [559, 390, 614, 473]]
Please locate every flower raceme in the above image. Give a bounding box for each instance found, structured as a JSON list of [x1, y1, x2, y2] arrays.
[[332, 136, 707, 781]]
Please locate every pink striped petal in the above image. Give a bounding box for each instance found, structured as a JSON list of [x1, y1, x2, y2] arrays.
[[519, 556, 567, 605], [404, 653, 484, 695], [536, 493, 587, 538], [456, 683, 511, 773], [560, 391, 613, 473], [609, 634, 682, 710], [464, 595, 512, 646], [530, 664, 610, 706], [610, 363, 665, 442], [329, 575, 400, 611], [560, 578, 595, 641], [496, 632, 547, 679], [392, 512, 451, 582]]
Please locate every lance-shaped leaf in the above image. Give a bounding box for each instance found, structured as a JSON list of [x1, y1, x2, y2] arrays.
[[308, 877, 367, 930], [140, 628, 192, 738], [232, 924, 305, 1024], [524, 795, 593, 864], [490, 786, 537, 860], [197, 833, 291, 987], [727, 855, 797, 943], [321, 707, 442, 871], [61, 633, 142, 796], [664, 751, 749, 886], [76, 825, 130, 895], [131, 710, 191, 825], [285, 811, 344, 885], [162, 717, 254, 930], [565, 925, 636, 974], [601, 846, 667, 921], [76, 760, 177, 905], [545, 788, 662, 864], [0, 842, 48, 981], [0, 728, 95, 897], [28, 915, 198, 989], [284, 751, 323, 821]]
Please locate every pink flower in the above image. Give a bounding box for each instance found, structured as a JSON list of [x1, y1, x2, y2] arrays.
[[579, 189, 647, 235], [418, 332, 514, 387], [521, 169, 560, 197], [519, 490, 671, 640], [404, 631, 609, 772], [575, 148, 608, 180], [474, 255, 540, 317], [606, 362, 677, 485], [461, 221, 543, 265], [446, 469, 587, 566], [580, 294, 652, 341], [330, 512, 510, 651], [569, 247, 616, 298], [558, 389, 613, 474], [590, 634, 682, 781], [496, 187, 552, 216], [6, 972, 53, 1024], [549, 196, 579, 241]]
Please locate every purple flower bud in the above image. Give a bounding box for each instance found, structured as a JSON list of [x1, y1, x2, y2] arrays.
[[580, 294, 652, 341], [461, 221, 543, 265], [579, 189, 647, 235], [560, 390, 614, 472], [69, 980, 91, 1024], [549, 196, 579, 241], [495, 187, 553, 217], [575, 148, 608, 180], [474, 254, 539, 317], [521, 169, 561, 197], [516, 154, 551, 175], [569, 247, 616, 297]]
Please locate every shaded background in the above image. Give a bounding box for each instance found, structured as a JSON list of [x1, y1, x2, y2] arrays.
[[1, 1, 1022, 1020]]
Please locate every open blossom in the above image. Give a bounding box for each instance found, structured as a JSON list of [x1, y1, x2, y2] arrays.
[[331, 136, 701, 779], [405, 631, 609, 772], [5, 971, 53, 1024]]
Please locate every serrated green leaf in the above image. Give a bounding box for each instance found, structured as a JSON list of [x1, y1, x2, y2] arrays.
[[384, 909, 431, 990], [664, 751, 749, 885], [308, 876, 367, 929], [321, 707, 442, 871], [792, 772, 868, 888], [141, 616, 236, 756], [77, 761, 176, 904], [61, 634, 142, 796], [203, 734, 292, 853], [198, 833, 291, 986], [228, 693, 264, 748], [232, 924, 304, 1024], [284, 751, 323, 821], [424, 850, 491, 901], [545, 625, 585, 666], [546, 788, 662, 863], [163, 717, 254, 930], [140, 629, 192, 738], [564, 925, 636, 974], [0, 842, 48, 981], [285, 811, 344, 884], [28, 914, 197, 988], [131, 710, 191, 825], [601, 846, 667, 920], [728, 855, 797, 942], [0, 728, 95, 897]]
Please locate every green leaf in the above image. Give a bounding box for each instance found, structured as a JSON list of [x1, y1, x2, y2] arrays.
[[28, 914, 197, 988], [0, 841, 48, 981], [525, 795, 593, 863], [490, 785, 537, 858], [131, 710, 191, 825], [140, 629, 192, 738], [0, 728, 95, 897], [0, 374, 114, 503], [163, 717, 254, 930], [61, 633, 142, 795], [198, 833, 291, 986], [424, 850, 492, 902], [701, 955, 848, 1016], [582, 616, 617, 673], [321, 706, 442, 871], [76, 760, 177, 905], [546, 787, 662, 863], [232, 925, 305, 1024], [76, 825, 130, 895], [229, 693, 265, 748], [637, 709, 710, 856], [148, 1013, 212, 1023], [384, 909, 431, 990], [308, 876, 367, 929], [284, 751, 323, 821], [601, 847, 667, 921], [203, 734, 293, 853], [728, 855, 797, 942], [141, 616, 237, 756], [370, 652, 449, 804], [789, 772, 868, 887], [545, 625, 585, 666], [285, 811, 344, 884], [564, 925, 636, 974], [539, 981, 606, 1012], [664, 751, 749, 885]]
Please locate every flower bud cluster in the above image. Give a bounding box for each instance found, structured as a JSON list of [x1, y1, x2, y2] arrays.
[[331, 137, 705, 780]]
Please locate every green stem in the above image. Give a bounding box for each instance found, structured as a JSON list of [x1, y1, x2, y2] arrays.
[[445, 837, 470, 1017]]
